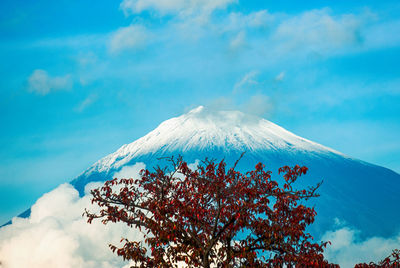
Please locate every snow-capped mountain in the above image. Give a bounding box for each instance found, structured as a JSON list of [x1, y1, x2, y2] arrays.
[[74, 106, 347, 184], [71, 106, 400, 238]]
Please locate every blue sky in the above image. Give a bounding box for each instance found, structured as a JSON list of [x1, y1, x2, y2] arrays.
[[1, 0, 399, 223]]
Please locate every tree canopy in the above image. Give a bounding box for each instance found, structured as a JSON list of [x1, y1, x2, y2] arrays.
[[85, 156, 341, 267]]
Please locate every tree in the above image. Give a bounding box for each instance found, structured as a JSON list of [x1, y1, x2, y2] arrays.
[[84, 156, 338, 267]]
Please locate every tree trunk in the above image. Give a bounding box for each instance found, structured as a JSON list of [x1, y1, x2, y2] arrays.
[[203, 254, 210, 268]]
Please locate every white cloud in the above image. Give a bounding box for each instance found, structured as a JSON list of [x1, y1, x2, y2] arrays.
[[168, 8, 273, 42], [113, 162, 146, 179], [226, 10, 274, 31], [322, 224, 400, 267], [120, 0, 236, 18], [109, 24, 149, 53], [223, 8, 362, 56], [0, 163, 146, 268], [112, 5, 386, 60], [246, 10, 274, 28], [272, 8, 362, 54], [28, 70, 72, 95]]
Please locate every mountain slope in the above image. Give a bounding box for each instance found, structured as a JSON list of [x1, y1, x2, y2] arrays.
[[71, 106, 400, 238]]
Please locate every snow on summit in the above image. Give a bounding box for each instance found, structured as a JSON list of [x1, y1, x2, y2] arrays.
[[88, 106, 341, 173]]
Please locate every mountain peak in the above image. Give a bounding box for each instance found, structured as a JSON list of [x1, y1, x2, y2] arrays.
[[85, 106, 342, 174]]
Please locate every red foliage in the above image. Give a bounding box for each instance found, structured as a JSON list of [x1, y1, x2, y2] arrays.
[[85, 156, 338, 267], [355, 249, 400, 268]]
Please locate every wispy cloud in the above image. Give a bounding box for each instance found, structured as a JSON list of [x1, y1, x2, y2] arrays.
[[74, 94, 98, 113], [28, 70, 72, 95], [264, 8, 366, 57], [206, 71, 275, 117], [233, 71, 259, 93], [158, 7, 373, 59], [224, 10, 274, 31], [109, 24, 149, 53], [120, 0, 237, 19], [229, 30, 246, 50]]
